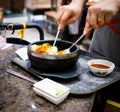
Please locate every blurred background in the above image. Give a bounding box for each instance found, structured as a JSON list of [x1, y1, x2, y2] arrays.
[[0, 0, 92, 50]]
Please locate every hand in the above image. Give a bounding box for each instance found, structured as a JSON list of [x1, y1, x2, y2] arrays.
[[56, 2, 83, 29], [84, 0, 120, 34]]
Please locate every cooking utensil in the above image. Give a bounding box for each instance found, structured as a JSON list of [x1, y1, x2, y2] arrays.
[[53, 29, 60, 47], [64, 33, 85, 54], [7, 37, 80, 72], [27, 40, 80, 72], [5, 22, 80, 72], [6, 69, 38, 83], [64, 28, 92, 54]]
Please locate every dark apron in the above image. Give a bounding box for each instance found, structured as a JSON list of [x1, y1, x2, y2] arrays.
[[89, 14, 120, 67]]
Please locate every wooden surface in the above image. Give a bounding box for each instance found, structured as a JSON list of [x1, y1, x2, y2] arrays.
[[26, 0, 57, 15], [104, 100, 120, 112]]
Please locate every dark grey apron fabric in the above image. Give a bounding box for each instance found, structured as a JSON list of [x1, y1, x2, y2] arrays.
[[89, 13, 120, 67]]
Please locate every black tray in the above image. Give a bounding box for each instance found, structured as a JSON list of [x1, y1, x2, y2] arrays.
[[27, 60, 81, 79], [10, 50, 120, 95]]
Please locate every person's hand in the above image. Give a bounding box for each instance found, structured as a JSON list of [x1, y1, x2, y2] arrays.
[[84, 0, 120, 34], [56, 2, 83, 29]]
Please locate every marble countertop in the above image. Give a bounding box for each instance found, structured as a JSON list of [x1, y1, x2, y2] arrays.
[[0, 45, 95, 112]]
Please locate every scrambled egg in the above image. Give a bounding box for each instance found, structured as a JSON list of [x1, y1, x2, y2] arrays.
[[31, 43, 64, 55]]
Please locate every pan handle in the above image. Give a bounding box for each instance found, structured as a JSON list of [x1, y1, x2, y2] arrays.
[[0, 23, 44, 40], [7, 37, 30, 45]]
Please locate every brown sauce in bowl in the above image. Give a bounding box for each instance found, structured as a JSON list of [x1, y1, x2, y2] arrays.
[[91, 63, 110, 69]]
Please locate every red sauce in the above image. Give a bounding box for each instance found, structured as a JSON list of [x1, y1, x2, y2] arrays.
[[91, 63, 110, 69]]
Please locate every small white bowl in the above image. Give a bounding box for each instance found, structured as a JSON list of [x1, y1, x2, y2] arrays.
[[88, 59, 115, 77]]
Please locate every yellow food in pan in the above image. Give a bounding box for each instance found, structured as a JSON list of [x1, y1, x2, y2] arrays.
[[31, 43, 64, 55]]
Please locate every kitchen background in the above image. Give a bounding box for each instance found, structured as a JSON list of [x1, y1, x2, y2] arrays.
[[0, 0, 91, 51]]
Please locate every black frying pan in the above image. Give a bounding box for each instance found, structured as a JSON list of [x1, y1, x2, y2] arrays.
[[27, 40, 81, 72], [5, 23, 80, 72]]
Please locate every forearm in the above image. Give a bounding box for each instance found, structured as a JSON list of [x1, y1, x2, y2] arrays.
[[71, 0, 88, 7], [69, 0, 88, 14], [67, 0, 88, 17], [56, 0, 88, 29], [116, 0, 120, 11]]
